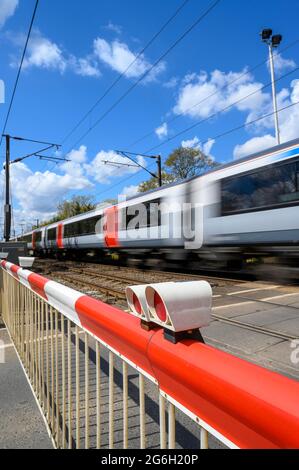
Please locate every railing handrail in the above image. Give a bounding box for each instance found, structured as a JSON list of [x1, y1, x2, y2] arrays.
[[2, 260, 299, 449]]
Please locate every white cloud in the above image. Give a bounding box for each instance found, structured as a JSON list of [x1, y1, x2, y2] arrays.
[[269, 53, 296, 74], [104, 21, 122, 35], [155, 122, 168, 139], [93, 38, 165, 81], [121, 185, 139, 198], [203, 138, 215, 156], [234, 79, 299, 158], [84, 150, 146, 184], [181, 136, 200, 148], [22, 32, 67, 73], [233, 134, 277, 159], [1, 160, 93, 225], [181, 136, 215, 156], [71, 56, 101, 78], [163, 77, 178, 89], [0, 0, 18, 29], [173, 69, 270, 121], [10, 30, 101, 77]]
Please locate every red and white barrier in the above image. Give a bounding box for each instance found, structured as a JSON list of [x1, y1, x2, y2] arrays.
[[1, 260, 299, 449]]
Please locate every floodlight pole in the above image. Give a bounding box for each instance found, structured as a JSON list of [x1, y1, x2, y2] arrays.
[[268, 43, 280, 145]]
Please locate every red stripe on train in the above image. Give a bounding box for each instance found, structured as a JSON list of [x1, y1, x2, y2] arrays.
[[104, 206, 119, 248], [57, 223, 64, 249]]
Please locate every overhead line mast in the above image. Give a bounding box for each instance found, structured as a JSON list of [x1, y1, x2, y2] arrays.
[[2, 134, 65, 242]]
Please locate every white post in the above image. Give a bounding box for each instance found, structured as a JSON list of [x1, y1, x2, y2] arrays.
[[268, 43, 280, 145]]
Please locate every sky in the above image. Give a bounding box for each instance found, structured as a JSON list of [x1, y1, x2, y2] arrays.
[[0, 0, 299, 235]]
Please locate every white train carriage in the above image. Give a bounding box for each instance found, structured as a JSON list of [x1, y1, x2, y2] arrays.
[[16, 137, 299, 270]]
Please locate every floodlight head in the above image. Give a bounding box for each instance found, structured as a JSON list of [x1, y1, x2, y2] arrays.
[[145, 280, 212, 334], [272, 34, 282, 47], [18, 257, 35, 268], [260, 28, 272, 42], [126, 284, 150, 320]]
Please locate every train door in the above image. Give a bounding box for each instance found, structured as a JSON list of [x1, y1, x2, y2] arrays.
[[57, 223, 64, 249], [103, 206, 119, 248], [32, 232, 36, 251]]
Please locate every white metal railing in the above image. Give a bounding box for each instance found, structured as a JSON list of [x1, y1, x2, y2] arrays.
[[1, 267, 216, 449]]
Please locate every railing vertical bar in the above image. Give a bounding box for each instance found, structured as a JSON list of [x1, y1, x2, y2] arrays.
[[50, 307, 55, 433], [21, 284, 25, 361], [200, 428, 209, 449], [109, 351, 114, 449], [139, 374, 146, 449], [96, 341, 101, 450], [159, 394, 166, 449], [33, 294, 37, 393], [30, 291, 34, 386], [40, 299, 45, 410], [61, 316, 66, 449], [123, 361, 128, 449], [38, 297, 42, 400], [67, 319, 72, 449], [26, 288, 29, 369], [46, 303, 50, 420], [168, 403, 176, 449], [55, 310, 60, 447], [75, 325, 80, 449]]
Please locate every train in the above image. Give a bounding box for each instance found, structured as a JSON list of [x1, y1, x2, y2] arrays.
[[15, 137, 299, 275]]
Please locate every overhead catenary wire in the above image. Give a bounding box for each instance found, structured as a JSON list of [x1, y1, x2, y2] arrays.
[[144, 63, 299, 153], [64, 0, 222, 154], [0, 0, 39, 149], [94, 99, 299, 200], [127, 36, 299, 150], [61, 0, 191, 145]]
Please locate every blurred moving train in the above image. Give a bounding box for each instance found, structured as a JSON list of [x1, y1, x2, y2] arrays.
[[15, 138, 299, 274]]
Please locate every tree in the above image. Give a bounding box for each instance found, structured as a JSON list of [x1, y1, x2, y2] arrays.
[[138, 146, 218, 193], [37, 195, 96, 227], [57, 195, 95, 219], [138, 172, 175, 193], [165, 146, 218, 181]]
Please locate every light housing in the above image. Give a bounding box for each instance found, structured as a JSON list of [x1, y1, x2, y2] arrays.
[[126, 284, 151, 321], [18, 257, 35, 268], [145, 280, 212, 342], [272, 34, 282, 47], [261, 28, 272, 41]]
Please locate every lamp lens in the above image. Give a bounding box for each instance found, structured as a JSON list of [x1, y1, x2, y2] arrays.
[[154, 291, 167, 322]]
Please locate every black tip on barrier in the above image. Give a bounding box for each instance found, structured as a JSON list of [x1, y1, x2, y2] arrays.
[[163, 328, 206, 345], [140, 319, 156, 331]]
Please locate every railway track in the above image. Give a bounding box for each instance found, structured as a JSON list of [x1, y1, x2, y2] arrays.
[[33, 258, 299, 343]]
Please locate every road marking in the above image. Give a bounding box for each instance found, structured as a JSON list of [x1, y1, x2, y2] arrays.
[[261, 292, 299, 302], [0, 342, 13, 349], [213, 301, 254, 310], [227, 286, 279, 296]]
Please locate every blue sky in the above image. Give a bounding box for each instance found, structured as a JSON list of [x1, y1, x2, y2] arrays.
[[0, 0, 299, 234]]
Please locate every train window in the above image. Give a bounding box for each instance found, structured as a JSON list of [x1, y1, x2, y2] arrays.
[[22, 234, 32, 243], [126, 198, 161, 229], [47, 227, 57, 241], [64, 216, 102, 238], [221, 159, 299, 215], [34, 231, 42, 242]]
